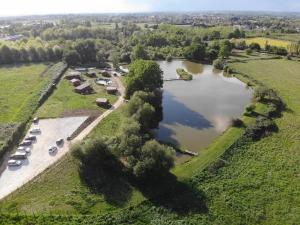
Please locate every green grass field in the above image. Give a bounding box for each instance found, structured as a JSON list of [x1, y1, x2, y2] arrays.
[[1, 57, 299, 224], [36, 69, 118, 118], [245, 37, 291, 48], [0, 64, 49, 123]]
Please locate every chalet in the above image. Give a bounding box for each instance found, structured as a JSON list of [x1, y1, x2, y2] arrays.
[[86, 71, 97, 78], [75, 83, 94, 94], [65, 71, 81, 80], [70, 78, 81, 87], [96, 98, 110, 108], [106, 86, 118, 94]]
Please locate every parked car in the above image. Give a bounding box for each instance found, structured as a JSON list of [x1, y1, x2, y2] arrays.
[[48, 146, 58, 154], [17, 146, 31, 154], [30, 128, 41, 134], [25, 135, 37, 142], [8, 159, 22, 167], [10, 152, 27, 160], [33, 117, 39, 124], [19, 140, 32, 146], [56, 138, 64, 146]]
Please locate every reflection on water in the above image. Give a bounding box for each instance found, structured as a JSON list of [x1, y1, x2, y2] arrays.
[[156, 60, 252, 155]]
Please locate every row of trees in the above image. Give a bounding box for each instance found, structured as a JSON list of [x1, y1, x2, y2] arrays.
[[0, 44, 62, 65]]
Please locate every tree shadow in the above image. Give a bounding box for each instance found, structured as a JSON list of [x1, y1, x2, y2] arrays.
[[78, 151, 133, 207], [131, 172, 208, 215]]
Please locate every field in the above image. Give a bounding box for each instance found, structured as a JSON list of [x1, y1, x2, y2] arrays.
[[36, 69, 118, 118], [245, 37, 291, 48], [1, 57, 299, 224], [0, 63, 50, 151], [0, 64, 49, 123]]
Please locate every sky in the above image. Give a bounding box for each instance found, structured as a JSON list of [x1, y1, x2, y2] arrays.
[[0, 0, 300, 16]]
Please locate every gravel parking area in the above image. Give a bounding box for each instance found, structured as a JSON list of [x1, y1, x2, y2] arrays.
[[0, 117, 88, 200]]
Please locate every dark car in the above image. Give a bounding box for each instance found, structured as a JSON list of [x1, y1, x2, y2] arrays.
[[25, 135, 37, 142], [56, 138, 64, 146], [19, 140, 32, 146]]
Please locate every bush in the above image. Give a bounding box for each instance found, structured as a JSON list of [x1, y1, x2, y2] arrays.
[[213, 59, 225, 70], [244, 104, 256, 116], [231, 118, 244, 128], [245, 116, 277, 140], [246, 48, 253, 55]]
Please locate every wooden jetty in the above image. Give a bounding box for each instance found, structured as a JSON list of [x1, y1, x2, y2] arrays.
[[182, 150, 199, 156]]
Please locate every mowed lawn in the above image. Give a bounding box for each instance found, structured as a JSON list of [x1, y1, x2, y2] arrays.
[[0, 64, 48, 124], [245, 37, 291, 48], [36, 70, 118, 118]]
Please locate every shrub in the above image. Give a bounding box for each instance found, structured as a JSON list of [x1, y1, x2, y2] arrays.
[[246, 48, 253, 55], [245, 116, 277, 140], [231, 118, 244, 128], [213, 59, 225, 70], [244, 104, 256, 116]]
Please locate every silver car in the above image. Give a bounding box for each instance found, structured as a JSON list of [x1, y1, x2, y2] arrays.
[[8, 159, 22, 167]]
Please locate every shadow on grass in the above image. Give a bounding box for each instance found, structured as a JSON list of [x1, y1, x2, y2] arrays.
[[131, 172, 208, 215], [78, 152, 133, 207]]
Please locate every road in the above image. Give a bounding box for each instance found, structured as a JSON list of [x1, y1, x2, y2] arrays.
[[0, 76, 125, 200]]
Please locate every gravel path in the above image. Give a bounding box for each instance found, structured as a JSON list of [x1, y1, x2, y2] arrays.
[[0, 77, 125, 200]]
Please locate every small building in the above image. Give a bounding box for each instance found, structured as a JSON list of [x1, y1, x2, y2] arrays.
[[102, 71, 112, 77], [106, 86, 118, 94], [70, 78, 81, 87], [86, 71, 97, 78], [65, 71, 81, 80], [96, 98, 110, 108], [75, 67, 88, 72], [75, 83, 94, 94]]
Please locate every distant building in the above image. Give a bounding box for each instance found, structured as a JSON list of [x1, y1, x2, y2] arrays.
[[106, 86, 118, 94], [75, 83, 94, 94], [70, 78, 81, 87], [65, 71, 81, 80]]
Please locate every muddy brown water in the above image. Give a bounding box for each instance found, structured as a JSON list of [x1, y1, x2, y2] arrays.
[[155, 60, 252, 161]]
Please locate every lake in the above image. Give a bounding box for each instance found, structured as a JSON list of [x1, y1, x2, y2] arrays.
[[156, 60, 252, 158]]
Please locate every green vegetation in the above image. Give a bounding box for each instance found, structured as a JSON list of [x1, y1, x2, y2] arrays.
[[36, 69, 117, 118], [0, 64, 48, 123], [125, 60, 163, 99], [176, 68, 193, 80]]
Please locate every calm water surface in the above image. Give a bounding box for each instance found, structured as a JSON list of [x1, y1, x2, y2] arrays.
[[156, 60, 252, 156]]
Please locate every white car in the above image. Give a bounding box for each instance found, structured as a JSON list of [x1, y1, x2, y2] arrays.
[[30, 128, 41, 134], [17, 146, 31, 154], [48, 146, 58, 154], [8, 159, 22, 167]]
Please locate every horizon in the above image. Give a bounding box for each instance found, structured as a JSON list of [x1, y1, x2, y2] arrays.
[[1, 0, 300, 17]]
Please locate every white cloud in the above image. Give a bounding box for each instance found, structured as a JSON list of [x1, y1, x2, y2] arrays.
[[0, 0, 152, 16]]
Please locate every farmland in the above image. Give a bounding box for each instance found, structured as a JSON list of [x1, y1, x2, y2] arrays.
[[245, 37, 291, 48]]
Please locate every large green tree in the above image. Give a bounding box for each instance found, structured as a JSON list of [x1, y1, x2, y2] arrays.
[[125, 60, 163, 98]]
